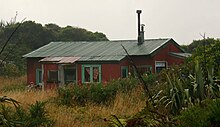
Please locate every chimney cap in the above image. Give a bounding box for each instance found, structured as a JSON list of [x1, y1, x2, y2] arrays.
[[136, 10, 142, 14]]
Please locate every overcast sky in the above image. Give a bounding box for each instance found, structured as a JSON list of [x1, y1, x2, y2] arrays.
[[1, 0, 220, 45]]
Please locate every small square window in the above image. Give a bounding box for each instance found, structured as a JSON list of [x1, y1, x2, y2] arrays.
[[48, 70, 58, 82], [155, 61, 167, 73]]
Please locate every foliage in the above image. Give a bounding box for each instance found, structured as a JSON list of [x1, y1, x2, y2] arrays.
[[108, 98, 175, 127], [189, 38, 220, 76], [108, 77, 139, 93], [0, 19, 108, 77], [162, 73, 186, 114], [176, 104, 209, 127], [28, 101, 54, 127], [207, 99, 220, 126], [57, 86, 75, 106], [182, 38, 217, 53], [56, 83, 117, 106], [0, 97, 54, 127], [56, 78, 141, 106], [0, 96, 21, 126], [177, 99, 220, 127], [0, 63, 21, 77], [107, 60, 220, 126]]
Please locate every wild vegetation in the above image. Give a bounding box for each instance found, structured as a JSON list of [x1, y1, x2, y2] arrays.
[[0, 77, 146, 127], [0, 18, 108, 76], [1, 17, 220, 127]]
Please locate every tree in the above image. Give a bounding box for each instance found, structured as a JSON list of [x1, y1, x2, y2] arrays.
[[0, 20, 109, 77], [189, 38, 220, 76]]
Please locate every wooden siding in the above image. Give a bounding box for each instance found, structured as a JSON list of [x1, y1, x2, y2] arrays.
[[26, 41, 185, 87]]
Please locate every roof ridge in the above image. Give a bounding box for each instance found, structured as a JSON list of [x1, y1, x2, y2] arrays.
[[46, 38, 172, 43]]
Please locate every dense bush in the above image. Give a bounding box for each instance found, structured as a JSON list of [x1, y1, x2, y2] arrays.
[[57, 83, 117, 106], [0, 97, 54, 127], [177, 99, 220, 127], [28, 101, 54, 127], [107, 77, 139, 93], [56, 77, 141, 106]]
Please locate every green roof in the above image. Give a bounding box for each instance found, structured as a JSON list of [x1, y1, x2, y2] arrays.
[[23, 38, 179, 61]]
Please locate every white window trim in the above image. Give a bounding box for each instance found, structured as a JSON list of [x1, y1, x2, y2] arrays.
[[155, 61, 168, 73]]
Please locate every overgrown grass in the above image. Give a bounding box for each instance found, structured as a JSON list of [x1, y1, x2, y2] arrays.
[[0, 76, 26, 92], [1, 76, 146, 127]]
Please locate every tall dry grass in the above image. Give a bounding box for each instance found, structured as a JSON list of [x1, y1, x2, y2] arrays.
[[1, 77, 146, 127], [0, 76, 26, 90]]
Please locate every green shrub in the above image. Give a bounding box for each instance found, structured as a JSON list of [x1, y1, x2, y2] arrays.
[[72, 83, 117, 105], [89, 83, 117, 104], [0, 96, 54, 127], [73, 85, 90, 106], [108, 77, 138, 93], [176, 105, 209, 127], [177, 99, 220, 127], [56, 78, 139, 106], [27, 101, 54, 127], [207, 99, 220, 126], [57, 87, 74, 106]]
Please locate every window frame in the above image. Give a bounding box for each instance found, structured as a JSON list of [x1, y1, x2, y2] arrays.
[[36, 69, 42, 85], [121, 66, 128, 78], [136, 65, 152, 74], [82, 65, 101, 83], [155, 61, 168, 73], [47, 70, 59, 83], [64, 67, 77, 84]]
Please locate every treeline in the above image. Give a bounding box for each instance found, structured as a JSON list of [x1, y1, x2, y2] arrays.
[[0, 20, 108, 76], [181, 38, 219, 53]]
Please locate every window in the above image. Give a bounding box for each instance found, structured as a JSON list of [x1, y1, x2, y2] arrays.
[[136, 65, 152, 75], [155, 61, 167, 73], [130, 65, 152, 76], [36, 69, 42, 85], [82, 65, 101, 83], [121, 66, 128, 78], [48, 70, 58, 82], [64, 68, 76, 84]]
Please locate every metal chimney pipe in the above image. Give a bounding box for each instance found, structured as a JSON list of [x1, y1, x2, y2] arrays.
[[136, 10, 142, 37]]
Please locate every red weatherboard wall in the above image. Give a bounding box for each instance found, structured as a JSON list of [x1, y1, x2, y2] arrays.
[[128, 41, 184, 73], [76, 61, 127, 84], [151, 41, 184, 72], [76, 64, 82, 84], [27, 58, 58, 89], [27, 58, 42, 85], [43, 63, 58, 89], [26, 40, 185, 87], [101, 59, 130, 83]]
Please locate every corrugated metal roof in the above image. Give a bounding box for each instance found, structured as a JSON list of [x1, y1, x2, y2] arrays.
[[40, 56, 80, 63], [40, 57, 63, 62], [58, 57, 80, 63], [23, 38, 174, 61]]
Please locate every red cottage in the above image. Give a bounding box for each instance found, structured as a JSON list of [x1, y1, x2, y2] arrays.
[[23, 38, 191, 89]]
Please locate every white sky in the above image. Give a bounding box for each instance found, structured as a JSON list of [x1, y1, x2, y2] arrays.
[[1, 0, 220, 45]]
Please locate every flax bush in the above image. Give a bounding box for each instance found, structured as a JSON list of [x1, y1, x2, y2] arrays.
[[0, 96, 54, 127]]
